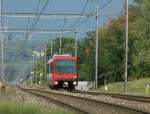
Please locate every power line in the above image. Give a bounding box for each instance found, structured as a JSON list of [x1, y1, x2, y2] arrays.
[[71, 0, 89, 28], [0, 13, 91, 18], [100, 0, 113, 9], [26, 0, 50, 40], [76, 0, 113, 28], [81, 0, 89, 14], [15, 0, 41, 55], [16, 0, 50, 60], [59, 0, 90, 57], [61, 19, 67, 30], [21, 0, 50, 50], [35, 0, 40, 13]]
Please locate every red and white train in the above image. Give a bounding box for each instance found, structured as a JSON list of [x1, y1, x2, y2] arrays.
[[47, 54, 78, 90]]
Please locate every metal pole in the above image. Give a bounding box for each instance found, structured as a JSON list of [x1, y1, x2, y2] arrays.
[[1, 24, 3, 81], [124, 0, 128, 93], [75, 24, 78, 58], [24, 64, 26, 78], [45, 44, 47, 81], [95, 1, 99, 89], [32, 55, 34, 85], [29, 62, 32, 85], [50, 38, 53, 57], [0, 0, 4, 81], [59, 33, 62, 54], [35, 55, 38, 84]]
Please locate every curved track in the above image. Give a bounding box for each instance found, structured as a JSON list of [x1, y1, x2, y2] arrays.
[[18, 86, 150, 114], [31, 85, 150, 104], [18, 86, 89, 114]]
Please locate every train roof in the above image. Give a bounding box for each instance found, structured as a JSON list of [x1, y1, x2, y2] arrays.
[[48, 54, 77, 63]]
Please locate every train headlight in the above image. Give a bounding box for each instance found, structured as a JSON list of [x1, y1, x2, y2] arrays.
[[73, 81, 77, 85], [73, 75, 77, 78], [54, 81, 58, 85]]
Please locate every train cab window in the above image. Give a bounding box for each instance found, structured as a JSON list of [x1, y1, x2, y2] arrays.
[[56, 60, 76, 74]]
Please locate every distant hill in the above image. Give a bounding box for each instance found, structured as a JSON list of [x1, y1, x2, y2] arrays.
[[4, 39, 48, 82]]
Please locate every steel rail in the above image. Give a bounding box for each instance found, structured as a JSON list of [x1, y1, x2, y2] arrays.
[[18, 86, 89, 114], [73, 90, 150, 104], [22, 85, 150, 104], [18, 86, 150, 114]]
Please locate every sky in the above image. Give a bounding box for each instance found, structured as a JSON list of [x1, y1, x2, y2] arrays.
[[1, 0, 134, 41]]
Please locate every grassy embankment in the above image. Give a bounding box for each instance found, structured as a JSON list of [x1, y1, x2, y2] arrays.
[[0, 102, 73, 114], [98, 78, 150, 96], [0, 86, 75, 114]]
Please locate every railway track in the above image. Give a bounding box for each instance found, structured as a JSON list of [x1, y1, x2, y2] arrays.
[[32, 85, 150, 104], [18, 85, 150, 114], [72, 90, 150, 104]]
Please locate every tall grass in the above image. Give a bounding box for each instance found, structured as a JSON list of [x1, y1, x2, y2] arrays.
[[0, 102, 75, 114], [0, 86, 75, 114], [98, 78, 150, 96]]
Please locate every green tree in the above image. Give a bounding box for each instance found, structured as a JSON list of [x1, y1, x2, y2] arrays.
[[131, 0, 150, 78]]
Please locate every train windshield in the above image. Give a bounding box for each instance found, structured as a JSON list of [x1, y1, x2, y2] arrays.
[[56, 60, 76, 74]]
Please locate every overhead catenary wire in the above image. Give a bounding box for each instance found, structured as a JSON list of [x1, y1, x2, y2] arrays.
[[14, 0, 50, 60], [22, 0, 50, 48], [59, 0, 89, 57], [58, 19, 66, 55], [21, 0, 41, 45], [67, 0, 113, 61], [60, 0, 89, 51], [61, 19, 67, 30], [71, 0, 89, 28], [35, 0, 41, 13], [100, 0, 113, 10], [60, 5, 89, 57], [77, 0, 113, 28], [27, 0, 50, 37], [16, 0, 40, 48], [81, 0, 89, 14]]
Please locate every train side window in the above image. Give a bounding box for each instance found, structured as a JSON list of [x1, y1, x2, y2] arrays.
[[48, 63, 53, 73], [48, 64, 50, 73], [50, 63, 53, 73]]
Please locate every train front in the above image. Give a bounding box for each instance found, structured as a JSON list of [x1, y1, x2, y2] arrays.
[[48, 54, 78, 90]]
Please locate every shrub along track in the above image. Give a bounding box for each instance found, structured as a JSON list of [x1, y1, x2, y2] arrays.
[[18, 86, 149, 114]]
